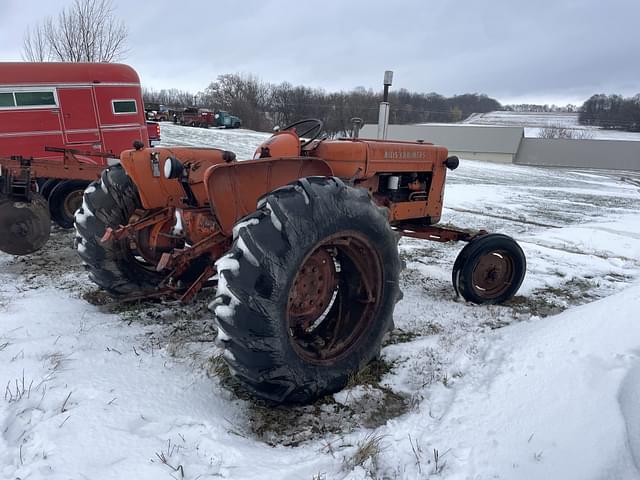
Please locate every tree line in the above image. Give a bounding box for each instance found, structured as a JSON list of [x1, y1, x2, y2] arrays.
[[578, 94, 640, 132], [21, 0, 640, 136], [144, 74, 503, 135]]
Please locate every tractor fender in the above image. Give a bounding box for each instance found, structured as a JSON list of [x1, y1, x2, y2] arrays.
[[204, 157, 333, 235]]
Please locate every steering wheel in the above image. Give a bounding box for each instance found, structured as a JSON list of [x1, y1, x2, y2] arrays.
[[282, 119, 324, 148]]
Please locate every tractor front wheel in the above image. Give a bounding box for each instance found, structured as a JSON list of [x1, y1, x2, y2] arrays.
[[74, 165, 164, 295], [212, 177, 402, 404], [452, 233, 526, 304]]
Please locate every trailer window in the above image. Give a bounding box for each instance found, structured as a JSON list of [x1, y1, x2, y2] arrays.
[[0, 92, 15, 107], [112, 99, 137, 114], [15, 91, 57, 107]]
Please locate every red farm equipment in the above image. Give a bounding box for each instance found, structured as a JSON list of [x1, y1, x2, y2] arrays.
[[0, 62, 159, 255]]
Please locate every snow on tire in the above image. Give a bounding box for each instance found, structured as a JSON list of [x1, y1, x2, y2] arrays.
[[74, 165, 163, 295], [212, 177, 402, 404]]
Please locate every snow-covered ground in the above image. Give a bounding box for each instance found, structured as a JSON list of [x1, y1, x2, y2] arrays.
[[1, 124, 640, 479], [464, 111, 640, 141]]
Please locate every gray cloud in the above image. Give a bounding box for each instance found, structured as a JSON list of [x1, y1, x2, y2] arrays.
[[1, 0, 639, 105]]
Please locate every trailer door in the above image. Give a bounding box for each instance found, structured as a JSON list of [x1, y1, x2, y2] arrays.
[[57, 87, 101, 145]]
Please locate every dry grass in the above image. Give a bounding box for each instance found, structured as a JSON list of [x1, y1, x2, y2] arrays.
[[343, 432, 386, 475]]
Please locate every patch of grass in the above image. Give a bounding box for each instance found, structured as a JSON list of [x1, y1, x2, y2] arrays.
[[346, 358, 395, 390], [343, 432, 385, 475], [153, 438, 186, 478], [206, 353, 233, 385], [4, 371, 33, 403], [246, 396, 352, 446], [81, 289, 112, 306], [384, 328, 419, 346], [238, 359, 409, 446]]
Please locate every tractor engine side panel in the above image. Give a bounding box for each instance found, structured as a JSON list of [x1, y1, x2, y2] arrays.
[[310, 139, 449, 224]]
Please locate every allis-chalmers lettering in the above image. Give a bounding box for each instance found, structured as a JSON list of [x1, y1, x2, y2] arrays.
[[383, 150, 426, 159]]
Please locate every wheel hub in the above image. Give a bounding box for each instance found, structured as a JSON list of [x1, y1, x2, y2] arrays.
[[286, 231, 383, 365], [63, 190, 84, 219], [288, 248, 336, 327], [473, 251, 513, 295]]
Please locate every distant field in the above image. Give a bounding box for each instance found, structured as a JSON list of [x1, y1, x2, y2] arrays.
[[464, 110, 640, 141]]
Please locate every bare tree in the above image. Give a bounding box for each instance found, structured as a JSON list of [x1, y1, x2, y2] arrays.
[[538, 124, 594, 140], [22, 0, 128, 62]]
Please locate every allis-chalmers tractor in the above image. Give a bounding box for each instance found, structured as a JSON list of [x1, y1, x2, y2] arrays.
[[75, 119, 526, 404]]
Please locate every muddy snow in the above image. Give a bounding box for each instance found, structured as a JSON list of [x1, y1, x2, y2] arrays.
[[1, 123, 640, 479]]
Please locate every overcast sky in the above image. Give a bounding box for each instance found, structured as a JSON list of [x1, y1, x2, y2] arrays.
[[1, 0, 638, 105]]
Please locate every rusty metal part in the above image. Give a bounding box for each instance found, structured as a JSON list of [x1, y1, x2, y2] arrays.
[[180, 208, 220, 245], [102, 207, 174, 243], [131, 210, 183, 265], [0, 150, 107, 183], [179, 263, 217, 303], [157, 231, 228, 274], [0, 193, 50, 255], [62, 189, 84, 219], [471, 250, 515, 298], [288, 248, 337, 329], [100, 204, 226, 302], [206, 157, 333, 235], [393, 223, 488, 243], [286, 231, 382, 365]]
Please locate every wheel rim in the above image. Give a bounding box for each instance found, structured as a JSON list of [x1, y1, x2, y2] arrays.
[[63, 190, 84, 219], [470, 250, 515, 299], [287, 231, 383, 365], [124, 210, 181, 269]]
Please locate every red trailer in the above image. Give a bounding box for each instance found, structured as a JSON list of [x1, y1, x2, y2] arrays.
[[0, 62, 159, 255]]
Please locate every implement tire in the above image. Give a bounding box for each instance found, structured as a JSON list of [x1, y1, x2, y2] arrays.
[[212, 177, 402, 404], [0, 193, 50, 255], [49, 179, 90, 229], [74, 165, 163, 295]]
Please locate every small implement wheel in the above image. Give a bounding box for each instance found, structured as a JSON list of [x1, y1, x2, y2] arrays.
[[212, 177, 402, 404], [0, 193, 51, 255], [49, 180, 90, 229], [452, 233, 526, 304]]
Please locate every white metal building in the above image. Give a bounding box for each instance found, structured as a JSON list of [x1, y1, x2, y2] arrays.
[[360, 124, 524, 163]]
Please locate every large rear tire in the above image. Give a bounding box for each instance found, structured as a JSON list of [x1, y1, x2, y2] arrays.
[[74, 165, 164, 295], [212, 177, 402, 404]]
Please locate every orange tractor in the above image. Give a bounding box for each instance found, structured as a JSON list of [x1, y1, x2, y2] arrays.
[[75, 118, 526, 403]]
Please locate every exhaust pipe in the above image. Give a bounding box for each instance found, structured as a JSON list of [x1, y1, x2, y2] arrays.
[[377, 70, 393, 140]]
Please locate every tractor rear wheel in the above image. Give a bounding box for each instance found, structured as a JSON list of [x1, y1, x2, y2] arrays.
[[0, 193, 51, 255], [452, 233, 526, 304], [49, 179, 90, 229], [74, 165, 164, 295], [212, 177, 402, 404]]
